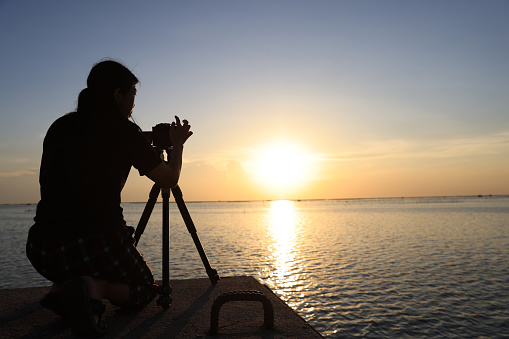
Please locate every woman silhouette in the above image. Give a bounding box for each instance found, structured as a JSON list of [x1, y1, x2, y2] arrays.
[[26, 60, 192, 336]]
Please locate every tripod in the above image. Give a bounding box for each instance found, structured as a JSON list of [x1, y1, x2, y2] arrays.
[[133, 147, 220, 309]]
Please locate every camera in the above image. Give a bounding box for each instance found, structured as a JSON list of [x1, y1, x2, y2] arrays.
[[143, 123, 172, 149]]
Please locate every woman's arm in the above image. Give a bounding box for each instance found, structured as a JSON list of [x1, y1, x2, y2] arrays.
[[145, 117, 192, 188]]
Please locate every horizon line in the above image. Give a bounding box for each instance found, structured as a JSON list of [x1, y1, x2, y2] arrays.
[[5, 193, 509, 206]]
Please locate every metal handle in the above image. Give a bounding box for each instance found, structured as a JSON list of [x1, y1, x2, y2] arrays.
[[209, 290, 274, 335]]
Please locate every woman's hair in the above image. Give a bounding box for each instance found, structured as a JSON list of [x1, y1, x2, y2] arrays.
[[77, 60, 138, 118]]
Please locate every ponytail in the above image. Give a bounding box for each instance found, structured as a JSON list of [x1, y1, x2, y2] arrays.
[[76, 87, 96, 117]]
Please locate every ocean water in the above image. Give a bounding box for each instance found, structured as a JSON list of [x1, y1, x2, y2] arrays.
[[1, 196, 509, 337]]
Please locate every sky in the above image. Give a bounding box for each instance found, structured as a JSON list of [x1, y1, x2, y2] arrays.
[[1, 0, 508, 204]]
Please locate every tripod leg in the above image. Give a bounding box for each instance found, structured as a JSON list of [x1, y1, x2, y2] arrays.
[[157, 187, 172, 309], [172, 185, 220, 285], [134, 183, 160, 246]]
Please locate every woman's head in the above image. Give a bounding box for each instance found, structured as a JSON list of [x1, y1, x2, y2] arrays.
[[77, 60, 139, 119], [87, 60, 138, 93]]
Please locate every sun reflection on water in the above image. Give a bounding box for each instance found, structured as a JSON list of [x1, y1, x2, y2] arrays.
[[262, 200, 308, 310]]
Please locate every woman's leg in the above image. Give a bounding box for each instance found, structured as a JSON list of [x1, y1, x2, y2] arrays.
[[27, 230, 157, 310]]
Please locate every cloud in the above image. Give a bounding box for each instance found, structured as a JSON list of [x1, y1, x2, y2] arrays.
[[0, 168, 38, 178], [0, 154, 31, 163], [321, 130, 509, 162]]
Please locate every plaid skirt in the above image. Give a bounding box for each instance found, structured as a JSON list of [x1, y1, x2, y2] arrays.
[[26, 226, 157, 309]]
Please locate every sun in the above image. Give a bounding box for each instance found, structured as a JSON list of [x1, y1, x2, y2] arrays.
[[246, 142, 315, 194], [256, 145, 306, 185]]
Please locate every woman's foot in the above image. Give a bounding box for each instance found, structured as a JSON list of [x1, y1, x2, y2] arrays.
[[40, 293, 64, 316], [61, 277, 107, 337]]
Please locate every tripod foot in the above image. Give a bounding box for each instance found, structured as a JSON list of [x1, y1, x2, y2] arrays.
[[157, 285, 172, 309], [157, 295, 172, 309], [208, 269, 220, 285]]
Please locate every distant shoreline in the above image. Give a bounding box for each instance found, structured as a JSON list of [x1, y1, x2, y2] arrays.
[[3, 194, 509, 206]]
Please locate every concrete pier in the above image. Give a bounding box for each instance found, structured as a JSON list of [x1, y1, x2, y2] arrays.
[[0, 276, 322, 338]]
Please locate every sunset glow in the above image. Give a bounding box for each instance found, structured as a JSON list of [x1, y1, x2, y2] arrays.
[[1, 2, 509, 203]]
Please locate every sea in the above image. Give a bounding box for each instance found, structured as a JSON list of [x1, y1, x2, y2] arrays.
[[1, 196, 508, 338]]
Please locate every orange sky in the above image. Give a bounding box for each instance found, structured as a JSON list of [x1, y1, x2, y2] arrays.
[[1, 1, 509, 204]]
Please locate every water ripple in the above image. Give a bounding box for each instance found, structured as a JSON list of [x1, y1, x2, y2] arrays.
[[2, 198, 509, 337]]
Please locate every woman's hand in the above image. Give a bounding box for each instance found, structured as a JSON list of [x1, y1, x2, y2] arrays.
[[170, 116, 193, 148], [147, 116, 192, 188]]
